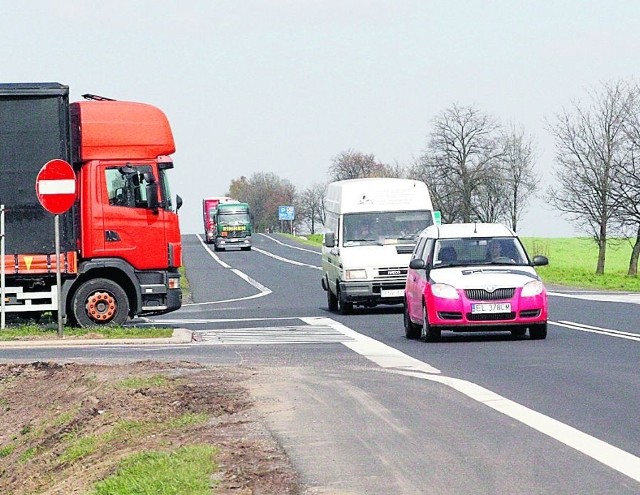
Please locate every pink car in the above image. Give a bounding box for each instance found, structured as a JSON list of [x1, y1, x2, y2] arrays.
[[404, 223, 549, 342]]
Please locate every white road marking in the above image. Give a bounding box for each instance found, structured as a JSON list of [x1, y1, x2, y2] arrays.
[[259, 233, 321, 254], [552, 320, 640, 342], [184, 235, 271, 306], [548, 290, 640, 305], [253, 246, 322, 270], [307, 316, 640, 484]]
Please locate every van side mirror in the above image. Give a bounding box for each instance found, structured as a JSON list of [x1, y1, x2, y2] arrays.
[[532, 255, 548, 266], [409, 259, 426, 270], [324, 232, 335, 247]]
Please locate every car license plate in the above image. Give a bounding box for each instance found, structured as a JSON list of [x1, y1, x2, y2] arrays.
[[472, 303, 511, 314], [381, 289, 404, 298]]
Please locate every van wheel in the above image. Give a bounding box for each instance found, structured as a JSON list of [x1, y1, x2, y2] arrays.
[[529, 323, 547, 340], [327, 283, 338, 311], [420, 304, 441, 342], [71, 278, 130, 328], [337, 286, 353, 314], [404, 302, 420, 339]]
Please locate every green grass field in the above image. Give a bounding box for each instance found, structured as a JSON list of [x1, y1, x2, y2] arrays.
[[294, 234, 640, 291]]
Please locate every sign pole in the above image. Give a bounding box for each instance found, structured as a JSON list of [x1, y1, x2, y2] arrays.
[[54, 214, 63, 338], [1, 204, 5, 330]]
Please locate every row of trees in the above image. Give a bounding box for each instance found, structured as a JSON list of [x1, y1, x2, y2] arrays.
[[227, 78, 640, 276]]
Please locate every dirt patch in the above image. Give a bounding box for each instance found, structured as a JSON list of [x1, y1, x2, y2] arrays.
[[0, 361, 302, 494]]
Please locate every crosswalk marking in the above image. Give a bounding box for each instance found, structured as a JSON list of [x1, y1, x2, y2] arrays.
[[196, 324, 355, 345]]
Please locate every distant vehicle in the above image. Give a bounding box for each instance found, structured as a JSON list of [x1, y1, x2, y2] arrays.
[[321, 178, 436, 313], [213, 202, 253, 251], [404, 223, 549, 342], [202, 196, 234, 244], [0, 82, 183, 327]]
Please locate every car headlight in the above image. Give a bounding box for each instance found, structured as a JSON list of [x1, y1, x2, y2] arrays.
[[345, 269, 367, 280], [521, 280, 545, 297], [431, 283, 459, 299]]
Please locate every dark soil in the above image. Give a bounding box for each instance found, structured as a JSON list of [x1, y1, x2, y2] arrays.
[[0, 361, 302, 494]]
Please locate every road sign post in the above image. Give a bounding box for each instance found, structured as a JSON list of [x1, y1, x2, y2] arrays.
[[35, 159, 77, 337]]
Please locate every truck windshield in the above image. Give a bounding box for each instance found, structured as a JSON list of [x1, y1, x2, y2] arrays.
[[219, 212, 250, 225], [343, 210, 433, 244]]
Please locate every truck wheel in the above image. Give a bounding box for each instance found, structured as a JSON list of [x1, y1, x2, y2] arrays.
[[327, 282, 338, 311], [71, 278, 130, 327]]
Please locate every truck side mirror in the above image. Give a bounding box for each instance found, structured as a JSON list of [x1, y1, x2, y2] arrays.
[[324, 232, 335, 247], [176, 194, 183, 211]]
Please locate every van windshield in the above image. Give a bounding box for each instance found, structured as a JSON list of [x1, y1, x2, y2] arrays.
[[343, 211, 433, 245], [433, 237, 529, 267]]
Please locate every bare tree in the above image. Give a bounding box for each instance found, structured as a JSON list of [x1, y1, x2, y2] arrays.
[[328, 149, 392, 181], [547, 80, 633, 274], [419, 104, 502, 222], [499, 124, 539, 231], [298, 182, 327, 234]]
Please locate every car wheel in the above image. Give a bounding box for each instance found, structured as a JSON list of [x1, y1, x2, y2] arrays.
[[404, 301, 421, 339], [337, 286, 353, 315], [420, 304, 441, 342], [529, 323, 547, 340], [71, 278, 130, 328], [511, 327, 527, 337], [327, 281, 338, 311]]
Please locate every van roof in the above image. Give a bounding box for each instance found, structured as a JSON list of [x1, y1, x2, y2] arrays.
[[325, 178, 433, 214], [420, 223, 516, 239]]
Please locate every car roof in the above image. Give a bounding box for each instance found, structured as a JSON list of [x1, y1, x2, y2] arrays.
[[420, 223, 516, 240]]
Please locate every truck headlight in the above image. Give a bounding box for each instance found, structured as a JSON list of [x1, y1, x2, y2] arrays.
[[521, 280, 544, 297], [431, 283, 459, 299], [345, 269, 367, 280]]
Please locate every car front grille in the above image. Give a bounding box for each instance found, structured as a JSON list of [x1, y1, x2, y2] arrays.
[[464, 288, 515, 301]]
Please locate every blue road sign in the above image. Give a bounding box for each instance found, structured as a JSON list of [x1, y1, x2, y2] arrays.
[[278, 205, 295, 221]]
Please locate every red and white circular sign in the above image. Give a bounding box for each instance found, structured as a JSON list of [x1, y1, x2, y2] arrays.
[[35, 159, 77, 214]]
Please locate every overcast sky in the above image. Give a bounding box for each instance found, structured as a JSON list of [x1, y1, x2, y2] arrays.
[[4, 1, 639, 236]]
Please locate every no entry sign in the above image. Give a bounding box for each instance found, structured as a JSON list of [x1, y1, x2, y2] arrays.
[[35, 159, 77, 214]]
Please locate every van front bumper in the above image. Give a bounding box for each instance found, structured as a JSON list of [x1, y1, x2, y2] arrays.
[[339, 280, 405, 305]]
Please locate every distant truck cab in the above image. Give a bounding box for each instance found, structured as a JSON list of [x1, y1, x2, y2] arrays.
[[0, 83, 183, 327], [321, 178, 436, 313], [213, 202, 253, 251]]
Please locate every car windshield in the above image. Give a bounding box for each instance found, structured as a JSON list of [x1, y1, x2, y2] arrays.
[[433, 237, 528, 267], [342, 211, 433, 245]]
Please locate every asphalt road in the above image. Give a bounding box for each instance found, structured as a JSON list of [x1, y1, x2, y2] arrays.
[[2, 232, 640, 494]]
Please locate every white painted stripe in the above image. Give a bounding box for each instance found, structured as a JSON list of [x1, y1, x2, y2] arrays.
[[253, 246, 322, 270], [259, 233, 321, 254], [309, 316, 640, 483], [553, 320, 640, 342], [38, 179, 76, 194], [548, 290, 640, 305]]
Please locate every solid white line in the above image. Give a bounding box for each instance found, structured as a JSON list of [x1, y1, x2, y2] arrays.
[[553, 320, 640, 342], [309, 316, 640, 483], [253, 246, 322, 270], [183, 235, 271, 306], [548, 291, 640, 305], [259, 233, 321, 254]]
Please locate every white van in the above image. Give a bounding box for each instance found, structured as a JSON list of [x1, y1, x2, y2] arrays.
[[321, 178, 436, 313]]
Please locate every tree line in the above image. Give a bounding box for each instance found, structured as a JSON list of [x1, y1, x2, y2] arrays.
[[226, 78, 640, 276]]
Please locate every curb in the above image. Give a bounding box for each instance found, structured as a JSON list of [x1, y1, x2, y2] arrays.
[[0, 328, 194, 348]]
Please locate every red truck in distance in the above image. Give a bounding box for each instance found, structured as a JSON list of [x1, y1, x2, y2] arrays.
[[202, 196, 233, 244], [0, 83, 183, 327]]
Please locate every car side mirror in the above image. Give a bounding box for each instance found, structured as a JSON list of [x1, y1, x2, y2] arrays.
[[409, 258, 426, 270], [324, 232, 335, 248], [532, 255, 548, 266]]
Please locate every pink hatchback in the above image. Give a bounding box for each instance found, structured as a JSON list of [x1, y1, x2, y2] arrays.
[[404, 223, 549, 342]]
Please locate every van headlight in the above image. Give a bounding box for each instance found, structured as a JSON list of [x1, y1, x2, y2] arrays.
[[521, 280, 545, 297], [431, 283, 459, 299], [345, 269, 367, 280]]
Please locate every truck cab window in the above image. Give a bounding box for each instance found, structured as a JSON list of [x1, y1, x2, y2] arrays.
[[105, 165, 154, 208]]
